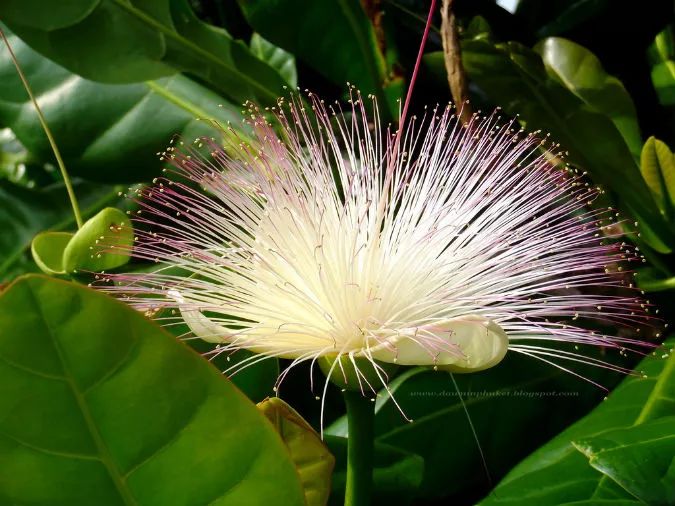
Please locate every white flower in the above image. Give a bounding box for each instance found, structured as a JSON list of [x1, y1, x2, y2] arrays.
[[103, 92, 657, 387]]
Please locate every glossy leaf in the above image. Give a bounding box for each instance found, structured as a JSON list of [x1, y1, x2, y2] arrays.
[[0, 275, 306, 505], [535, 37, 642, 160], [574, 417, 675, 505], [184, 332, 279, 404], [0, 28, 242, 182], [237, 0, 400, 118], [0, 0, 100, 31], [30, 231, 73, 275], [62, 207, 133, 273], [0, 179, 118, 282], [478, 336, 675, 505], [635, 267, 675, 292], [0, 1, 287, 105], [327, 352, 614, 500], [250, 33, 297, 88], [648, 25, 675, 107], [640, 136, 675, 218], [427, 37, 674, 253], [258, 397, 334, 506], [325, 436, 424, 506], [0, 127, 33, 184]]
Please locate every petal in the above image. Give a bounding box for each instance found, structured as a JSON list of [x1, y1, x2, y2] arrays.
[[170, 290, 336, 357], [181, 307, 233, 344], [168, 290, 231, 344], [367, 315, 508, 372]]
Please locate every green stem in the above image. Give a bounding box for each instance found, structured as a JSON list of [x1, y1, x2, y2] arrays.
[[343, 390, 375, 506], [0, 27, 83, 229]]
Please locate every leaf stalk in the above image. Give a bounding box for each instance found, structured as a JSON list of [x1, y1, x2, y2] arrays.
[[0, 26, 83, 229]]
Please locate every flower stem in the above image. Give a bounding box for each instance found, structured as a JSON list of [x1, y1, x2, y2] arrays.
[[343, 390, 375, 506], [0, 27, 83, 229]]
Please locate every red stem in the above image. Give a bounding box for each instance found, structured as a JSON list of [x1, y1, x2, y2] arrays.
[[399, 0, 438, 133], [381, 0, 437, 190]]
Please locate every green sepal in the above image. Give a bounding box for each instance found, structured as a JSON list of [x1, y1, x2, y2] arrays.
[[30, 231, 74, 275], [63, 207, 134, 273]]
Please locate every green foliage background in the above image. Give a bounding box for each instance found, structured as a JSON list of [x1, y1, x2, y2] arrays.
[[0, 1, 674, 505]]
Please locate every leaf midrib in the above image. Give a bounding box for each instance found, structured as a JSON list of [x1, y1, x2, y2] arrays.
[[590, 433, 675, 457], [26, 283, 138, 506], [110, 0, 279, 104], [635, 346, 675, 424], [590, 343, 675, 497]]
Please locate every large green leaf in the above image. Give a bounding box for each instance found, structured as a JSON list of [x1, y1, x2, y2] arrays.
[[327, 353, 612, 500], [237, 0, 400, 118], [535, 37, 642, 160], [0, 275, 306, 505], [426, 37, 674, 253], [183, 330, 279, 404], [478, 336, 675, 505], [0, 0, 287, 105], [574, 417, 675, 505], [0, 179, 119, 282], [250, 33, 297, 88], [0, 28, 241, 182]]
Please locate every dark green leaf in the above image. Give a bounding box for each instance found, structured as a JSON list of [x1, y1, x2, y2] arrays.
[[427, 38, 674, 253], [0, 1, 288, 105], [258, 397, 334, 506], [479, 337, 675, 505], [327, 353, 612, 500], [0, 28, 242, 183], [535, 37, 642, 160], [635, 267, 675, 292], [237, 0, 400, 117], [250, 33, 297, 88], [0, 0, 100, 31], [0, 275, 306, 505], [325, 436, 424, 506], [556, 501, 642, 506], [135, 282, 279, 405], [574, 417, 675, 504], [185, 334, 279, 403]]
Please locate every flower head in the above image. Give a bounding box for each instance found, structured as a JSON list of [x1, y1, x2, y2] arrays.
[[102, 92, 659, 389]]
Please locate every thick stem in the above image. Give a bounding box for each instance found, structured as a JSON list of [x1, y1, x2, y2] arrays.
[[343, 390, 375, 506], [0, 27, 84, 228]]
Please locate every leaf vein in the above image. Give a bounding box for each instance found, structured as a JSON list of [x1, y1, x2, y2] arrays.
[[0, 429, 100, 462]]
